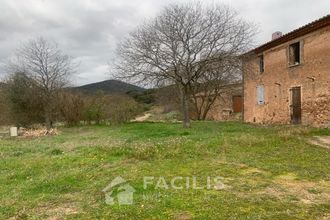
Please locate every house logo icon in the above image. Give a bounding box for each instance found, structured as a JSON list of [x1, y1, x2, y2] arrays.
[[102, 176, 136, 205]]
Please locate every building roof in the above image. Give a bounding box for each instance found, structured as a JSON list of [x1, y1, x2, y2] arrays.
[[251, 15, 330, 54]]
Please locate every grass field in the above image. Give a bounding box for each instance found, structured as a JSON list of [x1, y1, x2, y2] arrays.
[[0, 122, 329, 219]]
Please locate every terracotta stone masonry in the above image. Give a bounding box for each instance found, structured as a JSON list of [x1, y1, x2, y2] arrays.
[[193, 83, 243, 121], [242, 15, 330, 127]]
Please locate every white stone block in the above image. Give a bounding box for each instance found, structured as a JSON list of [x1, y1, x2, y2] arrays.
[[10, 127, 18, 137]]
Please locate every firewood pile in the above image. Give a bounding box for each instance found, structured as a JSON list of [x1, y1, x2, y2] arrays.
[[19, 128, 59, 137]]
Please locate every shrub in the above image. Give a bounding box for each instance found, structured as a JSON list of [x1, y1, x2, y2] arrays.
[[107, 95, 144, 124], [5, 73, 45, 127], [58, 91, 85, 126], [50, 148, 64, 156], [83, 93, 144, 125], [0, 89, 12, 125]]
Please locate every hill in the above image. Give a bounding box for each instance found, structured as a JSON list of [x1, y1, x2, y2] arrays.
[[73, 80, 145, 95]]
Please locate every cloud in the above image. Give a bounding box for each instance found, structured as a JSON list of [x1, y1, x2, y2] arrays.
[[0, 0, 329, 85]]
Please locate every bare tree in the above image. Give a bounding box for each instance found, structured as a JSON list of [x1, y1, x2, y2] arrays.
[[116, 2, 255, 127], [190, 56, 242, 120], [7, 37, 75, 130]]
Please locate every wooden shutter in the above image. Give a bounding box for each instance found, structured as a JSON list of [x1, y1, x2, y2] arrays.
[[232, 96, 243, 113]]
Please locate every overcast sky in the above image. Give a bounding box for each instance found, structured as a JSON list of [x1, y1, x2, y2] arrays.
[[0, 0, 329, 86]]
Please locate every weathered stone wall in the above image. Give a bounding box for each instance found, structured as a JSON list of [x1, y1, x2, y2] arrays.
[[243, 26, 330, 127], [303, 94, 330, 127], [204, 84, 243, 121]]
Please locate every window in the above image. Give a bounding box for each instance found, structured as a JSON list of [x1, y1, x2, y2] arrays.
[[259, 55, 264, 73], [256, 85, 265, 105], [289, 42, 300, 66]]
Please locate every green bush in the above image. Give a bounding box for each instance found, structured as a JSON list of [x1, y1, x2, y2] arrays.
[[83, 93, 144, 125]]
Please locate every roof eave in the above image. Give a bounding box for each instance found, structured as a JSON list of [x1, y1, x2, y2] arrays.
[[246, 15, 330, 55]]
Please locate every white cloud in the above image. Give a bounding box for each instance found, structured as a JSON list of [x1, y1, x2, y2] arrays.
[[0, 0, 329, 85]]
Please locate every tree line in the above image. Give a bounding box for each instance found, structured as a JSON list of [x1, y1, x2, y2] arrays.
[[1, 1, 256, 129], [0, 38, 144, 129]]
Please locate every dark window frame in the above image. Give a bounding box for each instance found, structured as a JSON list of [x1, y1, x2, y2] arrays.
[[258, 54, 264, 73], [288, 42, 301, 66]]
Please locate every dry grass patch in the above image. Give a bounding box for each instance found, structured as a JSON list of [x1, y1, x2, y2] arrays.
[[37, 203, 79, 220], [240, 167, 269, 176], [261, 174, 330, 205], [8, 203, 80, 220], [277, 126, 310, 138], [172, 212, 193, 220], [308, 136, 330, 149]]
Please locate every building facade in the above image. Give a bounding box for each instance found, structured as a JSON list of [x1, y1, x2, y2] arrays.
[[203, 83, 243, 121], [243, 15, 330, 127]]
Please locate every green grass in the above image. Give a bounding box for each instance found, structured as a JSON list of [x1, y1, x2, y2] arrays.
[[0, 122, 329, 219]]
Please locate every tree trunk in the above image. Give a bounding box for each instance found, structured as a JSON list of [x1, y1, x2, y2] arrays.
[[192, 95, 202, 121], [199, 94, 219, 121], [45, 113, 52, 131], [180, 86, 191, 128], [44, 104, 53, 131], [201, 103, 211, 120]]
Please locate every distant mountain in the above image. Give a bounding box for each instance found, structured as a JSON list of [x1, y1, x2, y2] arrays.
[[73, 80, 145, 95]]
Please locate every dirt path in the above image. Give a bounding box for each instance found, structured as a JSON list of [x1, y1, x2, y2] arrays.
[[308, 136, 330, 149], [133, 113, 151, 122]]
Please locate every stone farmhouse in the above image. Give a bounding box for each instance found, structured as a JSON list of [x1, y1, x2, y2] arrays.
[[242, 15, 330, 127], [199, 83, 243, 121]]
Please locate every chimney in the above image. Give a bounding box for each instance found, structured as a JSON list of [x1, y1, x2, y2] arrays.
[[272, 31, 282, 40]]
